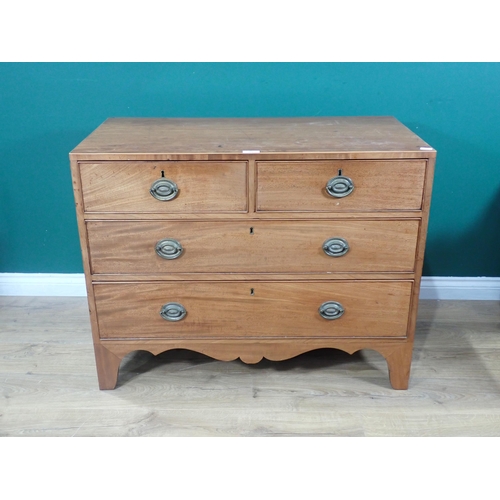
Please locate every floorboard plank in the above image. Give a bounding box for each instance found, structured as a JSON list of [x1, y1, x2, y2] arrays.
[[1, 298, 500, 436]]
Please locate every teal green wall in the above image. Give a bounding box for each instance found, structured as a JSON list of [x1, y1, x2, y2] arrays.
[[1, 63, 499, 276]]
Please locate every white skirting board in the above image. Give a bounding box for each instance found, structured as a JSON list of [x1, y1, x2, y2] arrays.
[[0, 273, 499, 300], [0, 274, 88, 297]]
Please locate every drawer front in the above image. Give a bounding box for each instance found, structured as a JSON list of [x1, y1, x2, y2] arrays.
[[94, 281, 412, 339], [80, 161, 248, 213], [87, 219, 420, 274], [256, 160, 426, 212]]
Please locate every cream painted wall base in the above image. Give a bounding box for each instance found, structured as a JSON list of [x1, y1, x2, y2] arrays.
[[1, 274, 499, 300], [0, 274, 87, 297], [419, 277, 500, 300]]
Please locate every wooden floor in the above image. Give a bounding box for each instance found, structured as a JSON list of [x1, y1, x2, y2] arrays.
[[1, 296, 499, 436]]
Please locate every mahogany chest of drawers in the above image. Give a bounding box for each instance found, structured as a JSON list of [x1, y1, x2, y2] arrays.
[[70, 117, 436, 390]]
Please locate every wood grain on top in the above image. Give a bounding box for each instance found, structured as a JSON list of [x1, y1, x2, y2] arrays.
[[70, 117, 435, 156]]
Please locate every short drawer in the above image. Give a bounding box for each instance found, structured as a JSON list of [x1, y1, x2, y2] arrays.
[[94, 281, 413, 339], [256, 160, 426, 212], [80, 161, 248, 213], [87, 219, 420, 274]]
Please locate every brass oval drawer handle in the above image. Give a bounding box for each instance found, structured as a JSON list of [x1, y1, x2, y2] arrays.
[[319, 301, 345, 320], [150, 178, 179, 201], [326, 175, 354, 198], [155, 238, 183, 260], [160, 302, 187, 321], [323, 237, 349, 257]]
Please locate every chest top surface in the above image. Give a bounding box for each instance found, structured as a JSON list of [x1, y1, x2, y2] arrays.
[[70, 116, 435, 158]]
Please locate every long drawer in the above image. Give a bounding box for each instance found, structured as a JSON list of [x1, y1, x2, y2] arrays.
[[87, 219, 420, 274], [94, 281, 413, 339], [256, 160, 426, 212], [80, 161, 248, 213]]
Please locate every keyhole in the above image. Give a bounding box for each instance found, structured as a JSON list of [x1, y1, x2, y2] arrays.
[[250, 227, 254, 234], [161, 170, 165, 177], [338, 169, 342, 176], [250, 288, 254, 295]]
